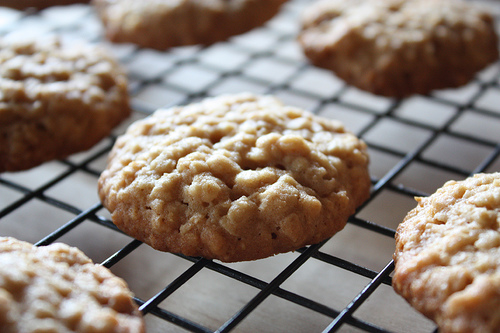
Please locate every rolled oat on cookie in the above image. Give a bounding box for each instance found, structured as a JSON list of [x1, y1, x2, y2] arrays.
[[93, 0, 288, 50], [393, 172, 500, 333], [0, 37, 131, 172], [98, 93, 371, 262], [0, 236, 145, 333], [298, 0, 499, 97]]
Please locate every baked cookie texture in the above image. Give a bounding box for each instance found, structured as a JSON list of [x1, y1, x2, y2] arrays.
[[0, 37, 131, 172], [393, 173, 500, 333], [0, 237, 145, 333], [298, 0, 499, 98], [98, 93, 371, 262], [1, 0, 90, 10], [92, 0, 288, 50]]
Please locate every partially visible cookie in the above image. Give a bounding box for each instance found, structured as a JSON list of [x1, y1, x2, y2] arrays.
[[393, 173, 500, 333], [1, 0, 90, 10], [298, 0, 499, 97], [92, 0, 288, 50], [0, 237, 145, 333], [0, 37, 131, 172], [98, 93, 371, 262]]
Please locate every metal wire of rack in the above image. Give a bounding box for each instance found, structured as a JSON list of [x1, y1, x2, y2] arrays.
[[1, 0, 499, 332]]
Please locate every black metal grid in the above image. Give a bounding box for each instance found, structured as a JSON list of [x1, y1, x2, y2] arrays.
[[1, 0, 499, 332]]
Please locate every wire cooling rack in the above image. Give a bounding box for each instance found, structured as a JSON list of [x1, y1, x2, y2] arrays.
[[1, 1, 499, 332]]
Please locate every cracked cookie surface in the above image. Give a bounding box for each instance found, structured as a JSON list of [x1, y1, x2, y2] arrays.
[[0, 237, 144, 333], [298, 0, 499, 97], [393, 173, 500, 333], [93, 0, 288, 50], [0, 37, 130, 172], [98, 93, 371, 262]]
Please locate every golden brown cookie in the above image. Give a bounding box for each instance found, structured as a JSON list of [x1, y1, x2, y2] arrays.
[[98, 93, 371, 262], [1, 0, 90, 10], [0, 37, 131, 173], [0, 237, 145, 333], [393, 173, 500, 333], [92, 0, 288, 50], [298, 0, 499, 98]]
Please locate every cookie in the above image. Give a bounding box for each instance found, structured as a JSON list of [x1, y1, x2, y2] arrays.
[[92, 0, 288, 50], [0, 37, 131, 173], [1, 0, 90, 10], [98, 93, 371, 262], [0, 237, 145, 333], [298, 0, 499, 98], [393, 173, 500, 333]]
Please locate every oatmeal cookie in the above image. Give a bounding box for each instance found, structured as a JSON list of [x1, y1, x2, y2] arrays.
[[92, 0, 288, 50], [298, 0, 499, 97], [0, 37, 131, 172], [1, 0, 90, 10], [98, 93, 371, 262], [393, 173, 500, 333], [0, 237, 145, 333]]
